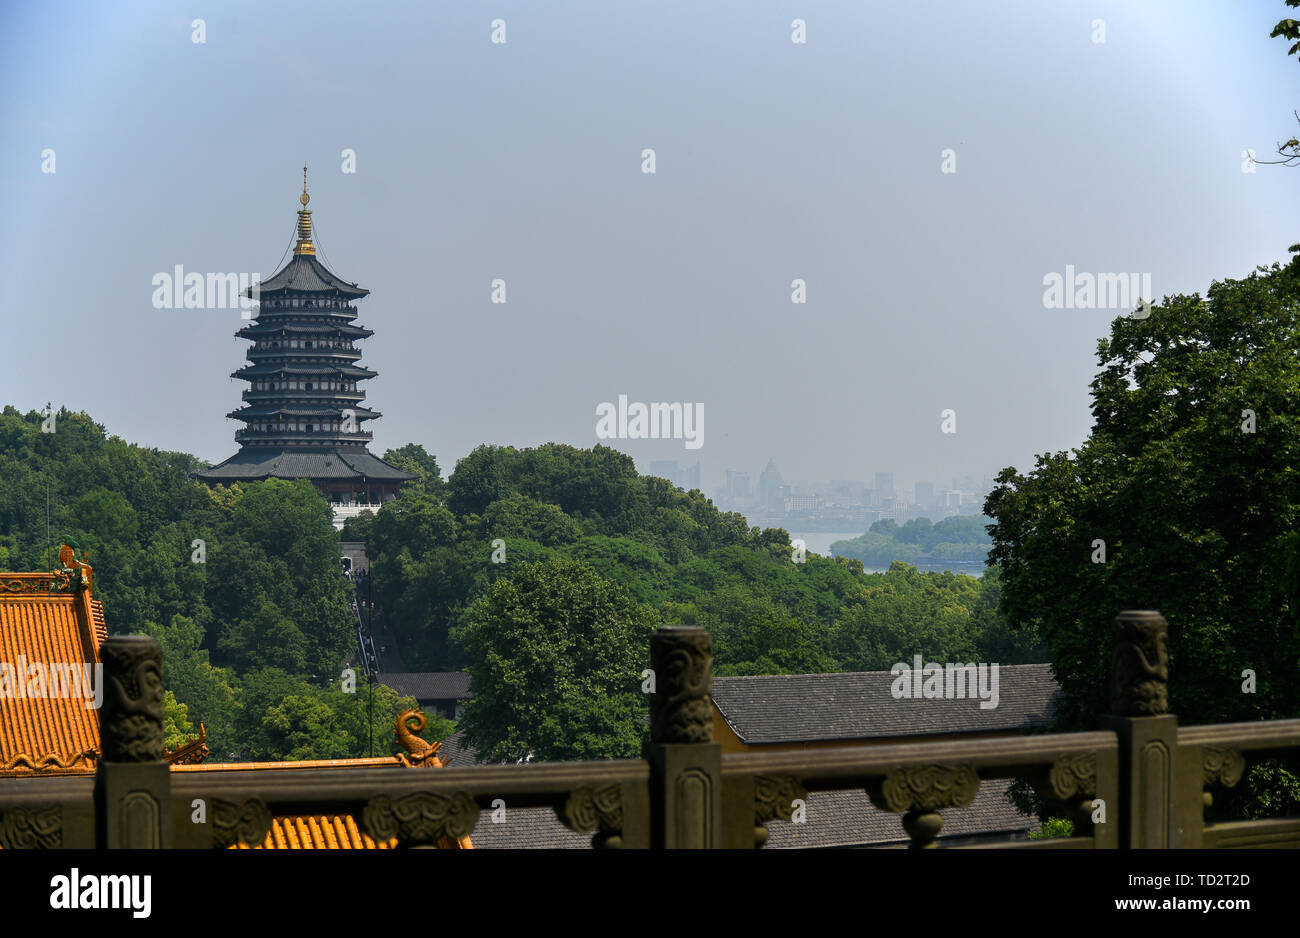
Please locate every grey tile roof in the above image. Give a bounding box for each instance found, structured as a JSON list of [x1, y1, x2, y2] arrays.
[[237, 322, 372, 338], [232, 405, 379, 419], [195, 448, 417, 482], [254, 253, 369, 297], [435, 729, 475, 767], [233, 363, 376, 378], [382, 672, 472, 702], [711, 664, 1059, 744], [466, 807, 594, 849], [764, 778, 1035, 848], [431, 733, 1038, 848]]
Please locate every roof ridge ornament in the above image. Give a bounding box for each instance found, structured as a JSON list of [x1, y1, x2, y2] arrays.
[[294, 164, 315, 256]]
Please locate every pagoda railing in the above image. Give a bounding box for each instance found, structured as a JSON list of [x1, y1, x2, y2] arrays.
[[241, 389, 366, 403], [246, 348, 363, 360], [1, 613, 1298, 849], [234, 429, 374, 444]]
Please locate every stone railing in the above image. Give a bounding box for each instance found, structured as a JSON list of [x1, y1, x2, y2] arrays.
[[0, 613, 1297, 849]]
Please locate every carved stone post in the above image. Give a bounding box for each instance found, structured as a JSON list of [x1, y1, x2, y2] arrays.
[[1103, 610, 1178, 848], [866, 764, 980, 848], [645, 626, 721, 848], [95, 636, 172, 848]]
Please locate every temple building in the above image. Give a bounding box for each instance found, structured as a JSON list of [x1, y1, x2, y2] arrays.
[[0, 546, 471, 849], [196, 169, 414, 523]]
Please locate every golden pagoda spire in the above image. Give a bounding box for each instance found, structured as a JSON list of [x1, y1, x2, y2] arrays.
[[294, 164, 315, 256]]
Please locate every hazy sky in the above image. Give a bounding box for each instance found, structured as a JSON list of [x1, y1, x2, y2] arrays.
[[3, 0, 1298, 495]]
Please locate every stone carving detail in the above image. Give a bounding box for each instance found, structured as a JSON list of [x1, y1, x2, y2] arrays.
[[99, 636, 166, 763], [867, 764, 980, 814], [1048, 751, 1098, 799], [558, 784, 622, 833], [211, 798, 273, 849], [0, 805, 62, 849], [364, 791, 478, 847], [1109, 611, 1169, 717], [1046, 751, 1101, 833], [754, 774, 807, 823], [753, 774, 807, 849], [557, 784, 624, 848], [1201, 745, 1247, 807], [866, 764, 979, 849], [1202, 746, 1245, 788], [649, 626, 713, 744]]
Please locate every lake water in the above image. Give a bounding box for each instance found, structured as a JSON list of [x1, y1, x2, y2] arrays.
[[789, 531, 989, 577]]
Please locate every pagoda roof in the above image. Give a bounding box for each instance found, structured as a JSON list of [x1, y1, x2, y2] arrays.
[[233, 363, 377, 379], [237, 322, 373, 338], [251, 252, 368, 298], [231, 404, 380, 420], [195, 449, 418, 482]]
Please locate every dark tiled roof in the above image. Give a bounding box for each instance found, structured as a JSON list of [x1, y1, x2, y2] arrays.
[[460, 780, 1035, 849], [429, 731, 1037, 848], [711, 664, 1059, 744], [764, 777, 1034, 848], [237, 322, 372, 338], [233, 363, 376, 378], [195, 449, 417, 482], [468, 807, 593, 849], [232, 405, 379, 420], [253, 253, 368, 297], [381, 672, 472, 702], [435, 729, 479, 767]]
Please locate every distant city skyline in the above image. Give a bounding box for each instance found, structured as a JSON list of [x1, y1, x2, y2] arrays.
[[636, 455, 995, 508]]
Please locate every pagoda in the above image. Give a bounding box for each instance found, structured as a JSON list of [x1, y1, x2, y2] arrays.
[[196, 169, 415, 519]]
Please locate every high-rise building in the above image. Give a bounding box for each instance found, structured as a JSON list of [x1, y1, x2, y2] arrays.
[[914, 482, 935, 509], [649, 460, 680, 483], [726, 469, 751, 500], [760, 459, 784, 510], [830, 480, 866, 503], [196, 170, 416, 517], [874, 472, 894, 507]]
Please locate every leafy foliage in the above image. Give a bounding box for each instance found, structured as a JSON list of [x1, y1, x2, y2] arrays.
[[988, 254, 1300, 817], [454, 559, 657, 762], [0, 406, 435, 761]]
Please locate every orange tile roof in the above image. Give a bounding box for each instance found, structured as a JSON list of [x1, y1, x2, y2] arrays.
[[1, 557, 472, 848], [0, 581, 101, 775], [234, 814, 395, 849], [172, 757, 401, 772]]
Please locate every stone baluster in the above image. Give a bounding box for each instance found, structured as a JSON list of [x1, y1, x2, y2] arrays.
[[95, 635, 171, 848], [645, 626, 721, 848]]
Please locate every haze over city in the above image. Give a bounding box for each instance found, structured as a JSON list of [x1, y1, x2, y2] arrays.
[[3, 0, 1298, 496]]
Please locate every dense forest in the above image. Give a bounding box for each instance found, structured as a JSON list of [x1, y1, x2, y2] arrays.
[[987, 252, 1300, 820], [345, 442, 1040, 761], [0, 408, 1036, 764], [831, 515, 991, 566], [0, 407, 437, 762]]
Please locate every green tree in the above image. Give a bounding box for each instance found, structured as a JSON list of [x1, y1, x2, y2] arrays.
[[161, 690, 197, 752], [986, 253, 1300, 811], [455, 558, 658, 762], [383, 443, 447, 497]]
